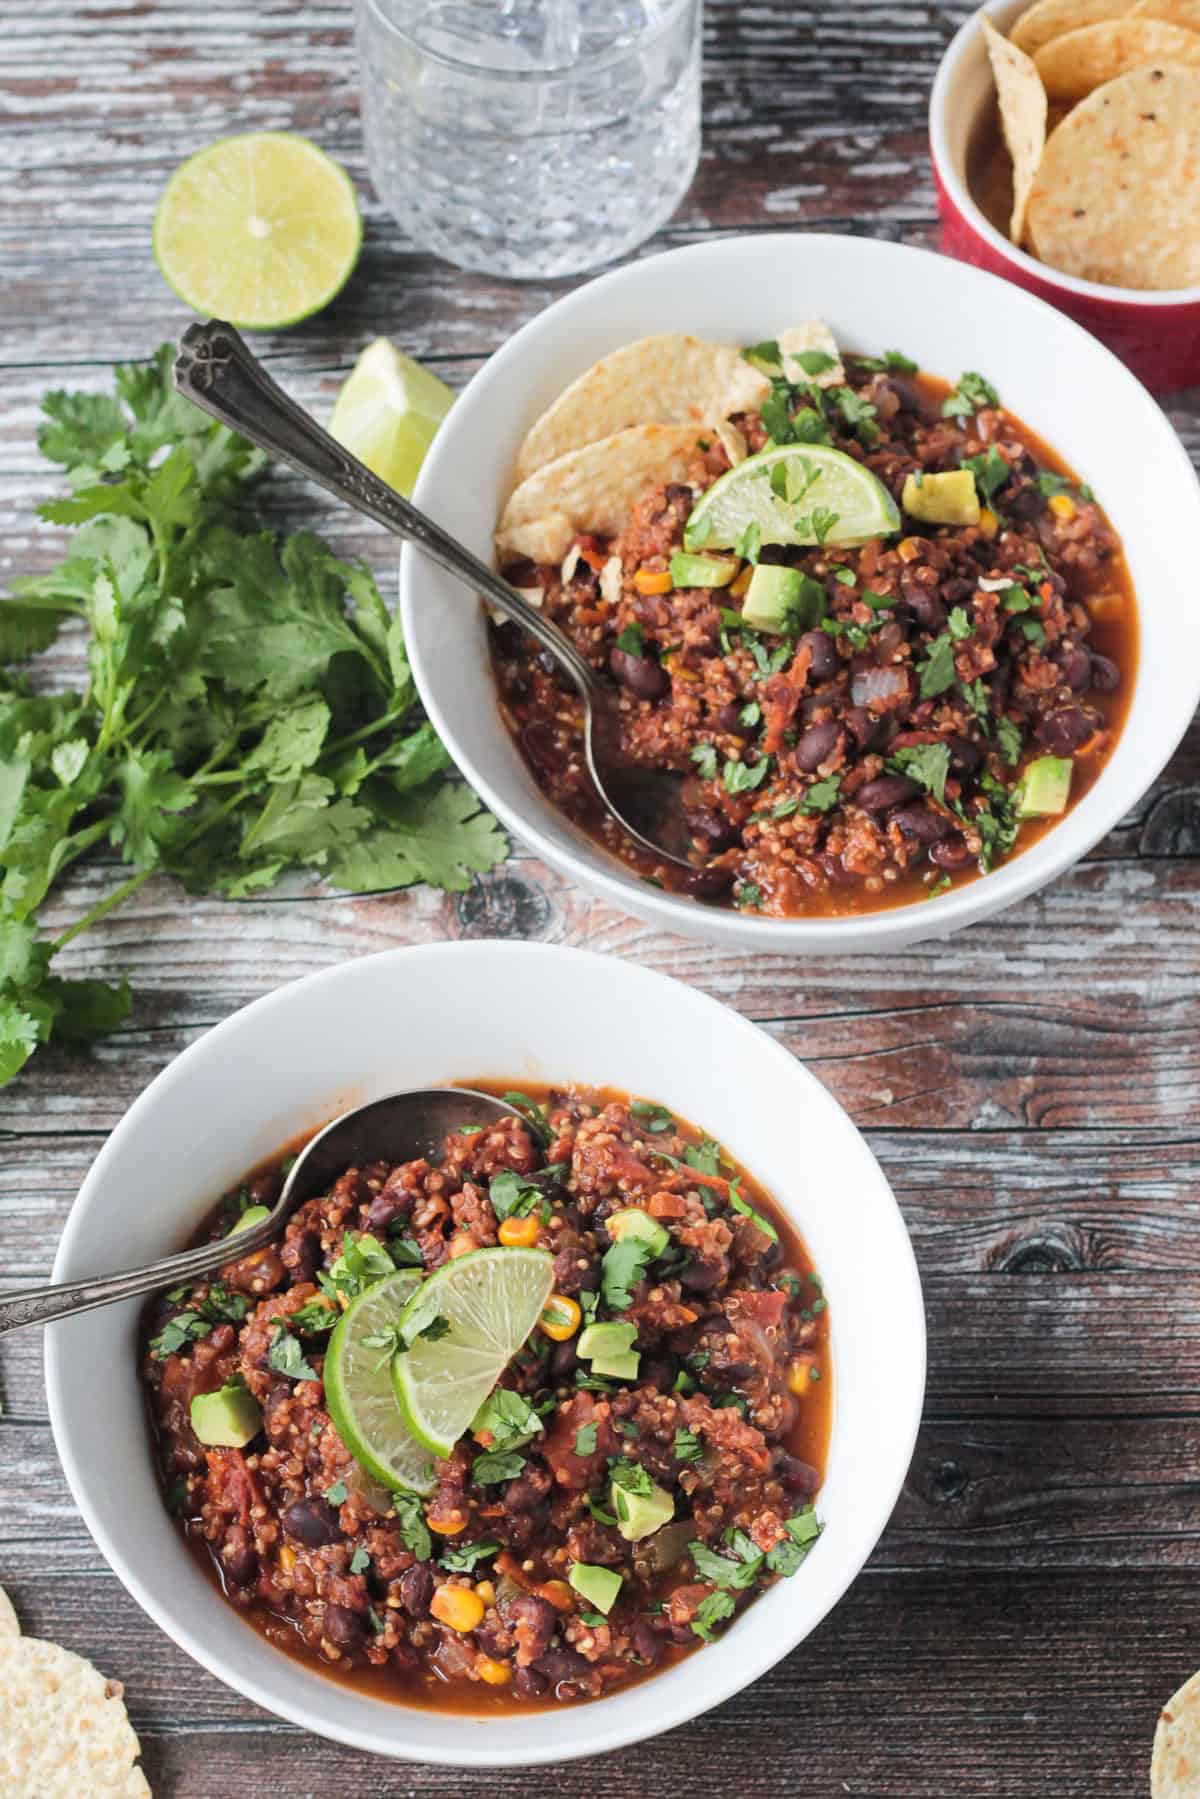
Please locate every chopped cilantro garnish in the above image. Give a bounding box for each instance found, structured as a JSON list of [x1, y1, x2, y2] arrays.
[[917, 633, 958, 698], [942, 370, 1000, 419], [691, 1590, 737, 1640], [889, 742, 951, 807], [349, 1544, 371, 1575], [439, 1539, 500, 1573], [735, 520, 762, 564], [801, 774, 841, 815], [501, 1089, 552, 1147], [691, 742, 718, 781], [737, 882, 764, 911], [997, 716, 1023, 766], [325, 1479, 348, 1506], [574, 1422, 599, 1457], [631, 1098, 675, 1133], [318, 1232, 396, 1302], [674, 1428, 703, 1463], [723, 756, 770, 795], [268, 1321, 319, 1383], [472, 1449, 526, 1485], [616, 622, 644, 657], [728, 1177, 779, 1243], [962, 447, 1010, 502], [394, 1493, 432, 1561]]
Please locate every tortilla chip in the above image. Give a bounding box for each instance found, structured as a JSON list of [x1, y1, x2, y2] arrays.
[[982, 19, 1048, 242], [1011, 0, 1138, 56], [777, 321, 845, 389], [0, 1637, 151, 1796], [513, 335, 771, 483], [1130, 0, 1200, 30], [497, 424, 707, 565], [1033, 16, 1200, 98], [1027, 65, 1200, 287], [1152, 1668, 1200, 1795], [0, 1586, 19, 1639]]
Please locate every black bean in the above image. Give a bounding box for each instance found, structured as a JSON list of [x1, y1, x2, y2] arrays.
[[1057, 646, 1092, 692], [610, 647, 668, 700], [793, 718, 842, 774], [800, 628, 839, 682], [548, 1338, 579, 1383], [776, 1451, 820, 1495], [679, 864, 735, 901], [663, 483, 693, 510], [492, 620, 525, 657], [943, 733, 982, 773], [900, 571, 945, 634], [281, 1499, 341, 1547], [365, 1191, 410, 1234], [1035, 706, 1096, 754], [892, 805, 953, 844], [631, 1620, 664, 1666], [685, 807, 741, 851], [855, 774, 919, 813], [504, 1471, 549, 1514], [223, 1543, 259, 1588], [680, 1257, 724, 1293], [398, 1563, 435, 1617], [941, 576, 976, 606], [532, 1646, 594, 1688], [711, 701, 748, 735], [1090, 652, 1120, 693], [323, 1603, 366, 1653], [1007, 484, 1044, 523], [930, 836, 975, 871], [513, 1666, 549, 1700]]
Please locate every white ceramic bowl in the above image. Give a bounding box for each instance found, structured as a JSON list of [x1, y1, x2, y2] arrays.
[[401, 232, 1200, 953], [46, 941, 924, 1765]]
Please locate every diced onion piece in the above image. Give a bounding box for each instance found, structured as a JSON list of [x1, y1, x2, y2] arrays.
[[851, 665, 909, 707], [490, 583, 543, 627], [599, 555, 623, 608], [714, 419, 748, 466], [561, 543, 582, 584]]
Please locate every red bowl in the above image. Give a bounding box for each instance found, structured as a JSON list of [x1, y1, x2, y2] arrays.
[[930, 0, 1200, 394]]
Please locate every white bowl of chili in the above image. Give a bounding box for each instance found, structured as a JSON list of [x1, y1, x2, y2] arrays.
[[401, 231, 1200, 951], [46, 940, 924, 1764]]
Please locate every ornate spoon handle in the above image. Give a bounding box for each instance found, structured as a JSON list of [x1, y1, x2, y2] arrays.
[[173, 321, 599, 696]]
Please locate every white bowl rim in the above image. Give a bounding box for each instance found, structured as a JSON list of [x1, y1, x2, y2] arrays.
[[44, 939, 927, 1765], [401, 229, 1200, 952], [930, 0, 1200, 307]]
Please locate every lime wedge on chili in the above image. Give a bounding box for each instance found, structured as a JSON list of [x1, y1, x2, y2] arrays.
[[328, 339, 455, 498], [153, 132, 361, 330], [325, 1269, 434, 1495], [391, 1246, 554, 1459], [684, 442, 900, 553]]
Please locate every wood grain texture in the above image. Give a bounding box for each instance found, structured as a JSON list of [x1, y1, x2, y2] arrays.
[[2, 0, 1199, 1793]]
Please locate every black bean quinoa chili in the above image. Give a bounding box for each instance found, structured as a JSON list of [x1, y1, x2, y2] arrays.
[[491, 355, 1137, 916], [143, 1086, 830, 1710]]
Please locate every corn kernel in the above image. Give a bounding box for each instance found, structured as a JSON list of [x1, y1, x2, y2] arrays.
[[897, 536, 922, 562], [1048, 493, 1076, 521], [476, 1654, 512, 1685], [449, 1232, 476, 1259], [278, 1545, 297, 1575], [431, 1585, 486, 1633], [427, 1513, 468, 1536], [538, 1293, 582, 1341], [498, 1214, 539, 1249], [634, 567, 673, 595], [474, 1579, 496, 1607], [729, 565, 754, 600], [787, 1355, 817, 1396], [977, 507, 999, 539]]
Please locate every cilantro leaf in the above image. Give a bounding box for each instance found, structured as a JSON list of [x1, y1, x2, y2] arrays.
[[889, 743, 952, 807], [942, 371, 1000, 420], [268, 1321, 320, 1383], [691, 1589, 738, 1640], [472, 1449, 526, 1485], [439, 1539, 501, 1573], [917, 634, 958, 698], [602, 1235, 656, 1311]]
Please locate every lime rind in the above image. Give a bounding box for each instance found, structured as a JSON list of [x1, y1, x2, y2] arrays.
[[392, 1247, 555, 1459], [687, 442, 901, 551], [325, 1270, 434, 1496], [152, 131, 362, 331]]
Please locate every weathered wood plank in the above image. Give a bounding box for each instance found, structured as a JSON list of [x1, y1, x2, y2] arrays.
[[0, 1564, 1183, 1795]]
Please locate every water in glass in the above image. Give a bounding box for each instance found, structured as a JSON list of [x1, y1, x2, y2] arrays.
[[355, 0, 702, 279]]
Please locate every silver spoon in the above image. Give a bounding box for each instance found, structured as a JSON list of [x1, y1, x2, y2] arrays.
[[173, 321, 720, 882], [0, 1087, 517, 1335]]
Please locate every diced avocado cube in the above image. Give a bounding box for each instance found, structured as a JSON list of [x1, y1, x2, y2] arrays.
[[901, 469, 980, 527], [578, 1319, 641, 1380], [605, 1208, 669, 1259], [190, 1380, 263, 1448], [741, 564, 801, 632], [569, 1562, 623, 1614], [612, 1476, 675, 1543], [1018, 755, 1073, 817], [669, 551, 740, 589], [227, 1204, 270, 1238]]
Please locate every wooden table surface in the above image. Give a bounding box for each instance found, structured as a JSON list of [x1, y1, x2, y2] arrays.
[[4, 2, 1200, 1793]]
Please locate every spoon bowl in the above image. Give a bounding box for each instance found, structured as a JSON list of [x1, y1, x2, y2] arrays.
[[172, 321, 709, 880], [0, 1086, 513, 1336]]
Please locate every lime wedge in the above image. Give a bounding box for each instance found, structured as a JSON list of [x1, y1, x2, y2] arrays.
[[325, 1269, 434, 1495], [329, 340, 455, 498], [153, 132, 361, 330], [686, 443, 901, 552], [392, 1247, 554, 1459]]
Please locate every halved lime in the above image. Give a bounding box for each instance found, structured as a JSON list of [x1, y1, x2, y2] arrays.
[[686, 443, 901, 552], [328, 339, 455, 499], [325, 1270, 434, 1495], [392, 1247, 554, 1459], [153, 132, 361, 330]]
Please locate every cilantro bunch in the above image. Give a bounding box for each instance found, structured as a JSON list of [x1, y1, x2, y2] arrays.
[[0, 350, 506, 1085]]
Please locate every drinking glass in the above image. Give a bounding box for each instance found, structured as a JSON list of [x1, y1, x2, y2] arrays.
[[354, 0, 703, 280]]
